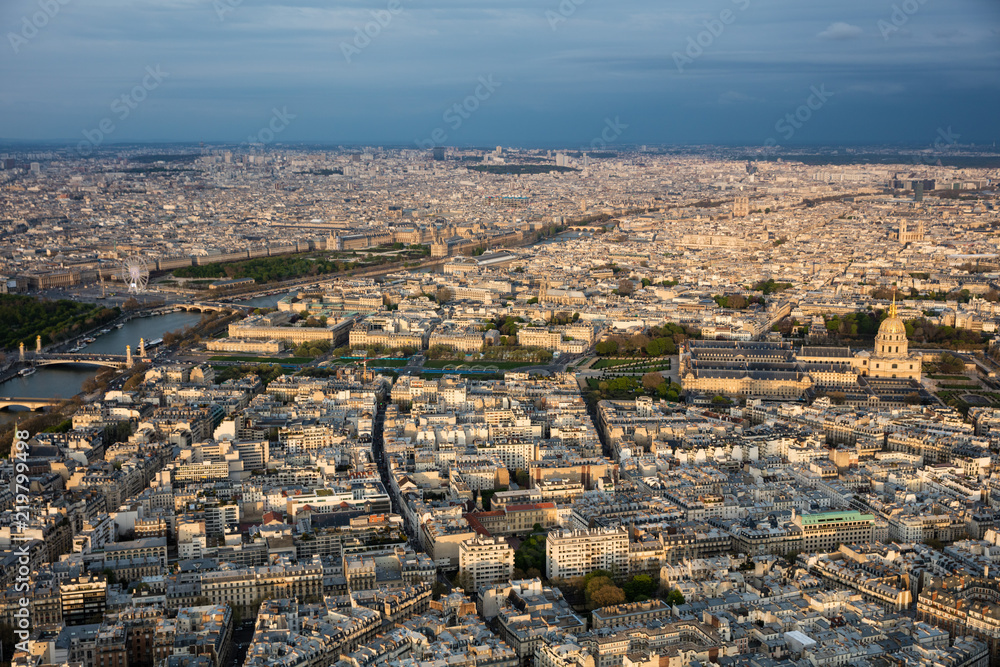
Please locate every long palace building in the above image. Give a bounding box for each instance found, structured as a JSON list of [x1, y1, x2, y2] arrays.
[[680, 298, 923, 404]]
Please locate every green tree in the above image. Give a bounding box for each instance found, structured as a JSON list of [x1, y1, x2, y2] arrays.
[[623, 574, 657, 602], [595, 340, 619, 356], [514, 534, 546, 572], [664, 589, 685, 606]]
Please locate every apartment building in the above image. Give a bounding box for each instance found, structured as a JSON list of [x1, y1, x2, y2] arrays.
[[517, 327, 589, 354], [459, 535, 514, 592], [61, 575, 108, 626], [103, 537, 168, 568], [205, 338, 283, 354], [545, 528, 629, 580], [792, 510, 875, 552]]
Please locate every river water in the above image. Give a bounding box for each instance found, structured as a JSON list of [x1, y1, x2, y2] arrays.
[[0, 292, 287, 421]]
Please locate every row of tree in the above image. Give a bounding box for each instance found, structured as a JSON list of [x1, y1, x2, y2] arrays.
[[595, 322, 695, 357], [550, 570, 685, 611], [0, 294, 120, 349]]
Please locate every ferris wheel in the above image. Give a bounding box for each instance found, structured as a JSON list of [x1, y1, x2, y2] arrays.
[[120, 255, 150, 294]]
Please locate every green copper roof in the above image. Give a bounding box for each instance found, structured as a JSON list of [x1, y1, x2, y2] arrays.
[[800, 510, 874, 525]]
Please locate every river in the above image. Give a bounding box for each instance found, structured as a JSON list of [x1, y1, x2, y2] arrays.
[[0, 292, 288, 422]]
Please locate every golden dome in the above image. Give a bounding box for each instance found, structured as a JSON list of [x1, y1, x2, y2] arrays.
[[878, 293, 906, 337], [878, 316, 907, 337]]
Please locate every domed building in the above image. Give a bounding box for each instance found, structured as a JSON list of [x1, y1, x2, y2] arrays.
[[680, 295, 923, 402], [851, 296, 921, 381]]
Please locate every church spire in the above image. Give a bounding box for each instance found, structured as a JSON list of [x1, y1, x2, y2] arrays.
[[889, 290, 897, 319]]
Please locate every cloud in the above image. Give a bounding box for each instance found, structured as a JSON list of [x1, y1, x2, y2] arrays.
[[0, 0, 997, 144], [818, 22, 863, 40]]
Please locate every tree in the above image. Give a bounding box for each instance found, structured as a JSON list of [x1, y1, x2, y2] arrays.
[[905, 391, 922, 405], [514, 468, 531, 489], [583, 573, 615, 600], [590, 584, 626, 608], [436, 287, 453, 303], [642, 372, 665, 391], [629, 333, 651, 352], [617, 279, 634, 296], [664, 589, 685, 606], [514, 535, 546, 572], [595, 339, 619, 356], [123, 371, 145, 391], [583, 570, 613, 587], [623, 574, 657, 602], [432, 582, 448, 600], [481, 489, 496, 511], [938, 352, 965, 374]]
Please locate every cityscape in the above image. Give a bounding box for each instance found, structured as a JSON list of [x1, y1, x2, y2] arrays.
[[2, 2, 1000, 667]]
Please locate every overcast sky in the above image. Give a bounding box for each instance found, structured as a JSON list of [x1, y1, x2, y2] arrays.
[[1, 0, 998, 147]]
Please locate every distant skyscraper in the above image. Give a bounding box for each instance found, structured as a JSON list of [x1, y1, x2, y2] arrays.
[[432, 147, 445, 161], [732, 196, 749, 218], [913, 182, 924, 202]]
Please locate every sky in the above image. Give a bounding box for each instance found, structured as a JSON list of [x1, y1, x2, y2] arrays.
[[1, 0, 998, 148]]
